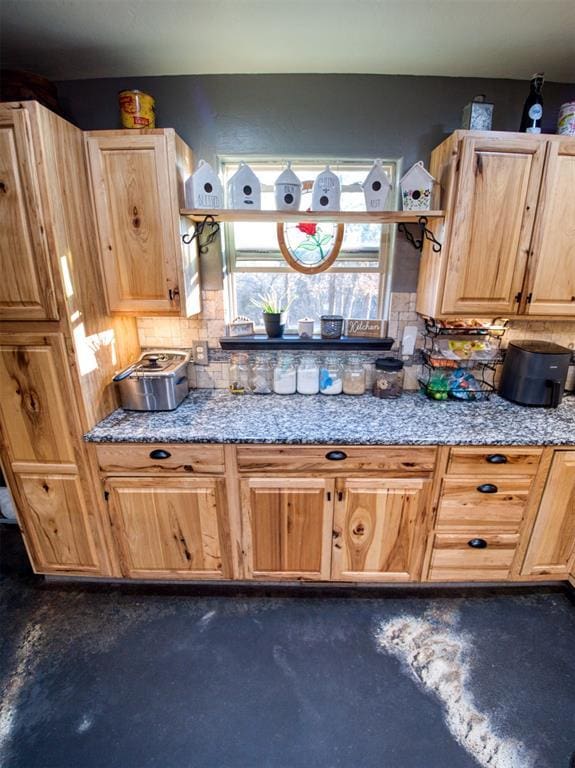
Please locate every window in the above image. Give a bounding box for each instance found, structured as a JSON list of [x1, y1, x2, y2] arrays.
[[221, 158, 400, 330]]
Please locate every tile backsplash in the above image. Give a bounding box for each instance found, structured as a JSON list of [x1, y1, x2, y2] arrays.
[[137, 290, 575, 392]]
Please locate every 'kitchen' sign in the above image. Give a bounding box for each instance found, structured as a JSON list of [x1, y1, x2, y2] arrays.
[[345, 319, 387, 338]]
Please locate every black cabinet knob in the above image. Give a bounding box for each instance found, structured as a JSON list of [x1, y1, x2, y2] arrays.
[[486, 454, 508, 464], [477, 483, 498, 494], [149, 449, 171, 460], [325, 450, 347, 461], [468, 538, 488, 549]]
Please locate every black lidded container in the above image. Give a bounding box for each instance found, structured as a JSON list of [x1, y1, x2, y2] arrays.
[[499, 340, 571, 408]]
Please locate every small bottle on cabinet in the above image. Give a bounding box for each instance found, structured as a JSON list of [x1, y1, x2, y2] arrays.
[[273, 353, 297, 394], [250, 355, 273, 394], [373, 358, 404, 398], [519, 73, 544, 133], [343, 355, 366, 395], [228, 352, 250, 394], [319, 355, 343, 395], [297, 354, 320, 394]]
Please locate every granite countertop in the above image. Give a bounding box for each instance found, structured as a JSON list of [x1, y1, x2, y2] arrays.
[[84, 389, 575, 446]]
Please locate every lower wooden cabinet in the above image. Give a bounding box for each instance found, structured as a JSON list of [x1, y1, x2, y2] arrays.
[[105, 477, 232, 579], [240, 478, 334, 580], [428, 532, 520, 581], [331, 478, 431, 582], [521, 451, 575, 578], [15, 469, 101, 574]]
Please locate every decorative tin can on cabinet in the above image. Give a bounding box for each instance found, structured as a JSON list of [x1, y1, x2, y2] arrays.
[[362, 159, 391, 211], [275, 163, 302, 211], [311, 166, 341, 212], [400, 161, 435, 211], [462, 94, 494, 131], [227, 162, 261, 209], [185, 160, 224, 209]]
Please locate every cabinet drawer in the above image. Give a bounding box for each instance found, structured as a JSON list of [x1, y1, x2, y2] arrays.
[[236, 445, 436, 475], [447, 447, 542, 476], [436, 477, 532, 532], [95, 444, 225, 475], [428, 533, 519, 581]]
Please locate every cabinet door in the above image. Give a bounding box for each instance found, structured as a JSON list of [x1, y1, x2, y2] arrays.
[[0, 108, 58, 320], [106, 477, 232, 579], [16, 470, 100, 573], [86, 134, 181, 314], [521, 451, 575, 577], [524, 138, 575, 316], [441, 136, 545, 315], [241, 478, 334, 580], [0, 335, 76, 465], [332, 478, 431, 582]]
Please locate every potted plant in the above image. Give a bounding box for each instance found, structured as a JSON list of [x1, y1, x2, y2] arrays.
[[250, 290, 292, 338]]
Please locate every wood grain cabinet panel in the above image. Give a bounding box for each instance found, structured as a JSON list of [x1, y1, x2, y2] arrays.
[[0, 335, 76, 464], [521, 451, 575, 577], [446, 447, 542, 476], [331, 478, 431, 582], [441, 136, 545, 315], [240, 478, 334, 580], [435, 477, 532, 532], [16, 471, 100, 573], [524, 137, 575, 317], [428, 533, 519, 581], [0, 108, 58, 320], [106, 477, 232, 579], [95, 443, 225, 475]]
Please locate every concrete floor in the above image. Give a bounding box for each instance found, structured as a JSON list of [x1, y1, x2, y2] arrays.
[[1, 525, 574, 768]]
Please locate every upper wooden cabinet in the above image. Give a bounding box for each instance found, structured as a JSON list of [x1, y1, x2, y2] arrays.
[[0, 107, 59, 321], [86, 130, 201, 316], [416, 131, 575, 319], [521, 450, 575, 578]]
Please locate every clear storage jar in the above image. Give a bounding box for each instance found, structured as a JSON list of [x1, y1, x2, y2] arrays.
[[319, 355, 343, 395], [228, 352, 250, 394], [273, 352, 297, 395], [249, 355, 273, 394], [343, 355, 366, 395], [373, 357, 404, 398], [297, 354, 320, 394]]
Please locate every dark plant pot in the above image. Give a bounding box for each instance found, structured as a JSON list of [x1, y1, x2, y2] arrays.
[[263, 312, 286, 338]]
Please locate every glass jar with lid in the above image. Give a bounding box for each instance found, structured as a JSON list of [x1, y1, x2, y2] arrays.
[[273, 352, 297, 395], [343, 355, 366, 395], [297, 354, 320, 395], [228, 352, 251, 394], [250, 355, 273, 394], [373, 357, 404, 398], [319, 355, 343, 395]]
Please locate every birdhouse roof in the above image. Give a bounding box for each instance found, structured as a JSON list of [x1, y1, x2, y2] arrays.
[[275, 165, 301, 186], [229, 162, 259, 185], [192, 160, 220, 182], [364, 161, 391, 187], [400, 161, 436, 186], [316, 165, 339, 181]]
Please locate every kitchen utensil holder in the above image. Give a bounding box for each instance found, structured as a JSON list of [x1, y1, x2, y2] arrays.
[[320, 315, 344, 339]]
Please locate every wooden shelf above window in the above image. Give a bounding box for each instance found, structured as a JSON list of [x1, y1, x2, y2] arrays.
[[181, 209, 445, 224]]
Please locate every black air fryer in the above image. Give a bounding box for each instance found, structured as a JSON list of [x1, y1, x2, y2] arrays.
[[499, 340, 572, 408]]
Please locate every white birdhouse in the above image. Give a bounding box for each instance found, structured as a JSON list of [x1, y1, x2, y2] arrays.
[[400, 161, 436, 211], [185, 160, 224, 209], [311, 165, 341, 212], [227, 162, 261, 209], [274, 163, 302, 211], [362, 160, 392, 211]]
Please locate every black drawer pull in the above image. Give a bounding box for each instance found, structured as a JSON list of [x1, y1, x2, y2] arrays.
[[468, 538, 488, 549], [149, 449, 171, 460], [325, 450, 347, 461], [477, 483, 498, 494], [486, 454, 508, 464]]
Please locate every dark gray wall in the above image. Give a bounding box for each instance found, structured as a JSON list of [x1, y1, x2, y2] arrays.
[[55, 74, 575, 291]]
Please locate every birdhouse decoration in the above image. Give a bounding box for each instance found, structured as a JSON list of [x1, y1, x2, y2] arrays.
[[400, 161, 436, 211], [227, 162, 261, 209], [185, 160, 224, 209], [311, 166, 341, 212], [362, 160, 392, 211], [275, 163, 302, 211]]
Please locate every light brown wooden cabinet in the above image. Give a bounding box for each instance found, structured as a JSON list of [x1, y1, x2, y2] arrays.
[[105, 477, 233, 579], [417, 131, 575, 319], [331, 478, 431, 582], [86, 130, 201, 316], [521, 450, 575, 578]]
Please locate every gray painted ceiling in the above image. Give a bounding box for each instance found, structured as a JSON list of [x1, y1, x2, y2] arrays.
[[1, 0, 574, 82]]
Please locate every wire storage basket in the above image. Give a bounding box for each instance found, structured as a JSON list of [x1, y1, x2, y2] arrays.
[[320, 315, 344, 339]]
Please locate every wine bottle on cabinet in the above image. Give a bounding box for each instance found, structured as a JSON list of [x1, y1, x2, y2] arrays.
[[519, 73, 544, 133]]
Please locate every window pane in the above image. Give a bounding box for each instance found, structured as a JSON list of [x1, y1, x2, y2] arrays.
[[235, 271, 380, 329]]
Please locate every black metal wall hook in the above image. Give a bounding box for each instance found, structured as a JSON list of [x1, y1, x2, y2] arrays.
[[398, 216, 442, 253], [182, 214, 220, 254]]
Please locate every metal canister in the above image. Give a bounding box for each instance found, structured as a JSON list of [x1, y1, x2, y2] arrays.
[[118, 89, 155, 128], [557, 102, 575, 136]]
